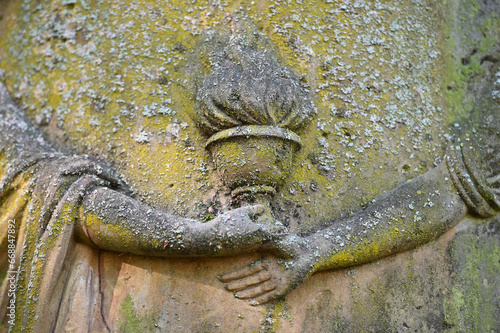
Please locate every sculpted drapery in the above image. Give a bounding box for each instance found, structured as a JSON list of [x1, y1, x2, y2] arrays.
[[0, 83, 278, 331], [0, 0, 500, 331]]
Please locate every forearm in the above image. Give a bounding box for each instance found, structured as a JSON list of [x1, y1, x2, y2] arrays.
[[76, 187, 264, 257], [300, 161, 468, 275]]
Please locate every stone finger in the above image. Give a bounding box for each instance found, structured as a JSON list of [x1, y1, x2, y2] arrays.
[[71, 175, 104, 193], [234, 280, 277, 299], [60, 159, 95, 177], [86, 163, 129, 191], [244, 204, 265, 218], [230, 204, 265, 220], [248, 289, 279, 306], [219, 261, 265, 282], [225, 270, 272, 291]]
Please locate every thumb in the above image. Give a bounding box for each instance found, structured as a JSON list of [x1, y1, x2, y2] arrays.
[[238, 204, 266, 219]]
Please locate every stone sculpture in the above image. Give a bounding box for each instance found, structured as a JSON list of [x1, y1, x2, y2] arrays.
[[194, 44, 500, 304], [1, 0, 499, 331], [197, 44, 316, 232], [0, 81, 284, 331], [2, 37, 499, 330]]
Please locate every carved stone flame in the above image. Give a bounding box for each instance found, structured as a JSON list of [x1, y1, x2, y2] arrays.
[[195, 45, 316, 135], [195, 44, 316, 204]]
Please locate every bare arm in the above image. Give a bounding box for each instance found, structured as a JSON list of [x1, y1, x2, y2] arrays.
[[220, 160, 475, 304], [76, 186, 274, 257], [300, 160, 467, 274], [1, 82, 277, 259]]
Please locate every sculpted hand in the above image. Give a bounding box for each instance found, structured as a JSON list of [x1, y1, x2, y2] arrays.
[[219, 234, 312, 305], [219, 253, 310, 305], [203, 205, 286, 254]]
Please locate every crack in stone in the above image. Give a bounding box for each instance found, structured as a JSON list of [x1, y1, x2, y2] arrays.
[[97, 250, 111, 333]]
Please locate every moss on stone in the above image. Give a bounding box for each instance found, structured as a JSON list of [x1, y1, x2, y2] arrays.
[[119, 294, 159, 333], [444, 220, 500, 332], [0, 0, 454, 233]]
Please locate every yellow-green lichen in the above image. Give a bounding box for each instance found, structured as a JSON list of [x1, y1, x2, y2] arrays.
[[0, 0, 453, 234], [444, 228, 500, 332], [119, 294, 159, 333]]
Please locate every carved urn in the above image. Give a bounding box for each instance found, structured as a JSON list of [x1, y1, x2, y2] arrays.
[[195, 44, 316, 207], [205, 125, 302, 198]]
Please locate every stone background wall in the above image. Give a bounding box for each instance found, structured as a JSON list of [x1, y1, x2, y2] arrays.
[[1, 0, 499, 331]]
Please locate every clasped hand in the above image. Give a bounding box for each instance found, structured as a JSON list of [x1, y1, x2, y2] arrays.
[[207, 207, 309, 305], [202, 205, 289, 255]]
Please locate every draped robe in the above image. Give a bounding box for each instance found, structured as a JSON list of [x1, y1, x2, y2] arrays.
[[0, 83, 127, 332]]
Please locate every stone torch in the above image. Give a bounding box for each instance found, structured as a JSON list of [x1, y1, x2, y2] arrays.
[[194, 44, 316, 231]]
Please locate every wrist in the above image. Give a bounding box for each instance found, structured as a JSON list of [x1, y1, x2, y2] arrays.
[[296, 235, 327, 275]]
